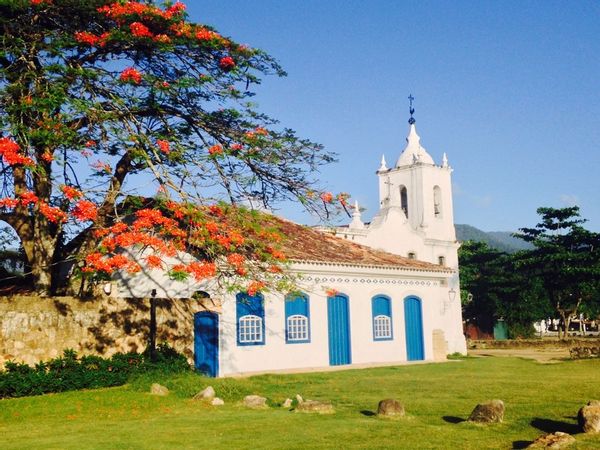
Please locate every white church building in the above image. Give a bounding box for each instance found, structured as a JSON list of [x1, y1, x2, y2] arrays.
[[114, 113, 467, 377]]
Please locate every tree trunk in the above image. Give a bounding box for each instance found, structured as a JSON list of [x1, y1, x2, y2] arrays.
[[557, 310, 567, 340], [149, 293, 157, 362], [30, 229, 58, 295], [564, 316, 572, 339], [556, 297, 582, 340], [8, 210, 60, 296]]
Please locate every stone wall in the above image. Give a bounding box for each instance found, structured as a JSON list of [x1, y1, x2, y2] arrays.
[[432, 329, 448, 361], [468, 338, 600, 349], [569, 345, 600, 359], [0, 295, 220, 369]]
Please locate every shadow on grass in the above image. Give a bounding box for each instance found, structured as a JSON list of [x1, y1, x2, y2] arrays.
[[530, 417, 580, 434], [360, 410, 376, 417], [442, 416, 465, 424], [512, 440, 534, 449]]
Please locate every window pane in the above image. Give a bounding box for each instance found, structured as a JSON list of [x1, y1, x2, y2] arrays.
[[374, 315, 392, 339], [239, 315, 263, 343], [287, 314, 309, 341]]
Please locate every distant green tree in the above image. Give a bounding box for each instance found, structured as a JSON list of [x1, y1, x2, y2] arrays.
[[458, 241, 508, 334], [514, 207, 600, 339], [496, 276, 552, 338], [459, 240, 552, 338]]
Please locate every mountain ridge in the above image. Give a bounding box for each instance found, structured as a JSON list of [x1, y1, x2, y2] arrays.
[[455, 224, 533, 253]]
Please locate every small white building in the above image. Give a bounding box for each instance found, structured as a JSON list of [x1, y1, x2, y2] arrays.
[[114, 115, 467, 377]]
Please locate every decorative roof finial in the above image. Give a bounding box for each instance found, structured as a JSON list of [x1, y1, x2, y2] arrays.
[[408, 94, 415, 125], [379, 154, 388, 171], [349, 200, 365, 229]]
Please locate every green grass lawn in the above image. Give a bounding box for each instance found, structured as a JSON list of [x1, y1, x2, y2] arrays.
[[1, 357, 600, 449]]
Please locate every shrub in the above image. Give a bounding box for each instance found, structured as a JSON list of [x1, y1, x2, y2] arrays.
[[141, 343, 190, 373], [507, 322, 537, 339], [0, 345, 190, 399]]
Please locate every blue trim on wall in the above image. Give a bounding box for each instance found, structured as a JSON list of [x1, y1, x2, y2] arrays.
[[285, 293, 311, 344], [236, 292, 265, 346], [372, 295, 393, 341]]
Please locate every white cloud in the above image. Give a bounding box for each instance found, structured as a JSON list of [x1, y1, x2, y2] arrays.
[[559, 194, 579, 207]]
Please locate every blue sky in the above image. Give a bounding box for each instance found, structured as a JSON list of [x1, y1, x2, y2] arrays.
[[187, 0, 600, 232]]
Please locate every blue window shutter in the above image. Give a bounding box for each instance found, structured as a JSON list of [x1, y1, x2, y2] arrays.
[[372, 295, 393, 341], [236, 292, 265, 346], [285, 293, 310, 343]]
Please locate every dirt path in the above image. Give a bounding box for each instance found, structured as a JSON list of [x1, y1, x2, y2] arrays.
[[468, 348, 570, 363]]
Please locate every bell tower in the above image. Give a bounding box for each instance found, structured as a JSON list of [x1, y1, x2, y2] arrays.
[[368, 97, 458, 266], [320, 97, 466, 355]]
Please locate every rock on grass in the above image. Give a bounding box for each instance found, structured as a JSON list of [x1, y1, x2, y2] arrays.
[[295, 400, 334, 414], [243, 395, 268, 409], [468, 399, 504, 423], [150, 383, 169, 396], [527, 432, 575, 448], [578, 400, 600, 433], [377, 399, 405, 418]]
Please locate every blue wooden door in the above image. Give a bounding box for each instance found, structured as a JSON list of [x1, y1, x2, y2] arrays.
[[194, 312, 219, 377], [327, 294, 351, 365], [404, 297, 424, 361]]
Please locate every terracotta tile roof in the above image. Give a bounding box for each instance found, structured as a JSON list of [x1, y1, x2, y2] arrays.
[[269, 217, 451, 272]]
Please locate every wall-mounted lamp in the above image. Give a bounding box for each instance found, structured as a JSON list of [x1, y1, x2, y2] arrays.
[[441, 288, 457, 314], [448, 288, 456, 303]]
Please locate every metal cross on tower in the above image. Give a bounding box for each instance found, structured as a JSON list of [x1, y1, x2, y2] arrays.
[[408, 94, 415, 124]]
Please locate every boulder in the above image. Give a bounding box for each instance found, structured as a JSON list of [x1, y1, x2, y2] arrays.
[[282, 398, 293, 408], [193, 386, 216, 401], [295, 400, 335, 414], [150, 383, 169, 396], [527, 432, 575, 448], [377, 399, 405, 418], [211, 397, 224, 406], [244, 395, 268, 409], [578, 400, 600, 433], [467, 399, 504, 423]]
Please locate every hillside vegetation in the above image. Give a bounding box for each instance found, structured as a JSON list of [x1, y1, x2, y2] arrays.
[[456, 224, 533, 253]]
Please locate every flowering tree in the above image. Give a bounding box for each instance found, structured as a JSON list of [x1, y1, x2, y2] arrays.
[[0, 0, 343, 295]]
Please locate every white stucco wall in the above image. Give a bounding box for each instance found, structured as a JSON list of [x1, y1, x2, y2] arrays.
[[110, 252, 466, 376], [112, 250, 212, 298], [219, 262, 466, 376], [366, 161, 456, 263]]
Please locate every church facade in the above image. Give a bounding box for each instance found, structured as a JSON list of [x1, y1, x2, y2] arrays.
[[113, 118, 467, 377]]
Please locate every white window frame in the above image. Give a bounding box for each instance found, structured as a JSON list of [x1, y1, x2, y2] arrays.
[[238, 314, 263, 344], [286, 314, 309, 342], [373, 314, 392, 340]]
